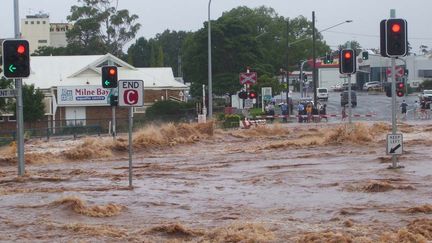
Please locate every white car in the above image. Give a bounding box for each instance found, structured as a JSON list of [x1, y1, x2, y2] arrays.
[[317, 88, 329, 101], [421, 90, 432, 101], [363, 81, 382, 91]]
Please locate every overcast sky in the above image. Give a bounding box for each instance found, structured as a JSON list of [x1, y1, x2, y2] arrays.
[[1, 0, 432, 54]]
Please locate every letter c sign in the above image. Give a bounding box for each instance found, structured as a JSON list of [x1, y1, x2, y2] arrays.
[[124, 89, 139, 105]]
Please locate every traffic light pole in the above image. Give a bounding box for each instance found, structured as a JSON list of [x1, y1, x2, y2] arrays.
[[348, 74, 352, 124], [14, 0, 25, 176], [391, 57, 398, 168], [107, 60, 116, 139]]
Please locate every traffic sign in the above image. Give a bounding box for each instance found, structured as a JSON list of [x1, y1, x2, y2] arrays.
[[118, 80, 144, 107], [386, 66, 404, 78], [387, 134, 403, 155], [244, 98, 253, 108], [239, 72, 257, 85], [0, 89, 17, 97]]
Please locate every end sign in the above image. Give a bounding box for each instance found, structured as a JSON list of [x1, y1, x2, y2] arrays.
[[118, 80, 144, 107]]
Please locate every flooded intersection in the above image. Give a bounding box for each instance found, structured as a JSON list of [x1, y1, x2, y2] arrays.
[[1, 122, 432, 242]]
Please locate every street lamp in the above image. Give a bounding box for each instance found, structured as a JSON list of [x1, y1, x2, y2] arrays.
[[312, 13, 353, 106], [208, 0, 213, 119]]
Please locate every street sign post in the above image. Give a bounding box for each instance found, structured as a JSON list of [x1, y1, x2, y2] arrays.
[[387, 134, 403, 155], [239, 72, 257, 85], [118, 80, 144, 107], [0, 89, 17, 97], [118, 80, 144, 188]]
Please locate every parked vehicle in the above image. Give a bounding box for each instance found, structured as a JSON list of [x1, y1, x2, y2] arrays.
[[420, 90, 432, 101], [363, 81, 382, 91], [331, 83, 343, 92], [317, 88, 329, 101], [340, 90, 357, 107]]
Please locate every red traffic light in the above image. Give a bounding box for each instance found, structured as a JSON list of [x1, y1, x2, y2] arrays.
[[109, 68, 116, 76], [391, 24, 401, 33], [249, 91, 257, 99], [397, 91, 404, 97], [17, 44, 26, 54], [398, 83, 404, 88], [344, 52, 352, 59]]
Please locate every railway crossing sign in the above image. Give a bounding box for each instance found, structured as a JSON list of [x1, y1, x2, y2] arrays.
[[239, 72, 257, 85], [386, 66, 404, 78], [387, 134, 403, 155]]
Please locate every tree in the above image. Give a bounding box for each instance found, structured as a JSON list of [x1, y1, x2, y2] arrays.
[[127, 37, 151, 67], [67, 0, 140, 56], [338, 40, 362, 55], [32, 46, 69, 56], [22, 84, 45, 122], [182, 6, 330, 97]]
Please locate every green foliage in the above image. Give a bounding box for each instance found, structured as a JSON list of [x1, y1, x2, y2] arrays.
[[182, 6, 331, 98], [249, 108, 265, 118], [66, 0, 140, 56], [339, 40, 362, 55], [145, 100, 195, 122], [222, 114, 240, 128], [421, 80, 432, 90], [22, 84, 45, 122]]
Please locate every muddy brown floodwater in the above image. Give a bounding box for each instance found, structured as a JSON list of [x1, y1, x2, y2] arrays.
[[1, 121, 432, 242]]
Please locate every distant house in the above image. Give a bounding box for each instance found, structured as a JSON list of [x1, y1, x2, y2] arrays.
[[0, 53, 188, 131]]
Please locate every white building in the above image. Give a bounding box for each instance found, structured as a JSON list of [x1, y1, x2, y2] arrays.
[[358, 52, 432, 87], [0, 53, 188, 129], [21, 13, 71, 53]]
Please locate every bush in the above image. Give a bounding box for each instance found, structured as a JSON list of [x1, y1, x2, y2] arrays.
[[421, 80, 432, 90], [249, 108, 265, 118], [222, 114, 240, 129], [145, 100, 196, 122]]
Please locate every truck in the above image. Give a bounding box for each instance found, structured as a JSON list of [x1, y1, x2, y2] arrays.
[[318, 68, 357, 91]]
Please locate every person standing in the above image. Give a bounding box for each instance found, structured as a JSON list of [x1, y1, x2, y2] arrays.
[[400, 100, 408, 119], [413, 100, 420, 119], [341, 105, 347, 121]]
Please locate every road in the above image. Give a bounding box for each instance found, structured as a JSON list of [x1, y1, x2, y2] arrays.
[[283, 90, 421, 122]]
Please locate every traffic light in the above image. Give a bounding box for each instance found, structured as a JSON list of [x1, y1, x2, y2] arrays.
[[248, 91, 258, 99], [339, 49, 356, 74], [238, 91, 248, 99], [102, 66, 118, 88], [384, 83, 392, 97], [109, 94, 118, 106], [2, 40, 30, 78], [386, 19, 408, 57], [323, 54, 333, 64], [362, 51, 369, 60], [396, 82, 405, 97]]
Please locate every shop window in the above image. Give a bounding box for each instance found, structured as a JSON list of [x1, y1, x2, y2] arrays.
[[8, 115, 16, 122]]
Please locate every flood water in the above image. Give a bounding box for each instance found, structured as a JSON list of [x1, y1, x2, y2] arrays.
[[1, 121, 432, 242]]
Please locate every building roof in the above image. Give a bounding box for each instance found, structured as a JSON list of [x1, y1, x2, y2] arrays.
[[4, 53, 187, 90]]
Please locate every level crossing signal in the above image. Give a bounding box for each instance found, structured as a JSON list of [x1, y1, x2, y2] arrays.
[[248, 91, 258, 99], [396, 82, 405, 97], [339, 49, 356, 74], [102, 66, 118, 88], [2, 40, 30, 78]]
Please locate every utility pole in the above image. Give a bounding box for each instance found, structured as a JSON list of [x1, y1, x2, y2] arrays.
[[207, 0, 213, 119], [286, 18, 290, 116], [312, 11, 317, 107]]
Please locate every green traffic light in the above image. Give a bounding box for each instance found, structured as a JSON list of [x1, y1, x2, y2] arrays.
[[104, 80, 111, 86], [9, 64, 17, 73]]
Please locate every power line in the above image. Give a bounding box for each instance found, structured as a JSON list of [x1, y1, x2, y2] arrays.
[[325, 30, 432, 40]]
